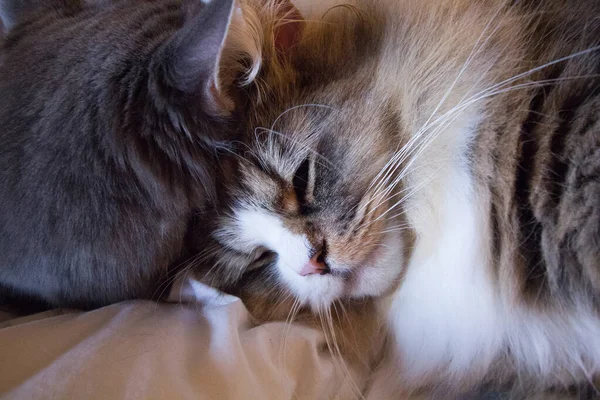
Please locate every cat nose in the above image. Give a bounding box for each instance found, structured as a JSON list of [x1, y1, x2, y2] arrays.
[[299, 251, 330, 276]]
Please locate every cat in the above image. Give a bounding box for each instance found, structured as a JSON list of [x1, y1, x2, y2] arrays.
[[194, 0, 600, 397], [0, 0, 283, 311]]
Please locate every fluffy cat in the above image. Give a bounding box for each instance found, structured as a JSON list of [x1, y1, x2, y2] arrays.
[[0, 0, 273, 310], [196, 0, 600, 397]]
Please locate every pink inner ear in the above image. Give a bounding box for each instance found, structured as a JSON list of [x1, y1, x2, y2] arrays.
[[273, 1, 304, 54]]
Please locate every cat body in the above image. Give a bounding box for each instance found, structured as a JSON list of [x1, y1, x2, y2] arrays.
[[360, 1, 600, 396], [0, 0, 265, 310], [203, 0, 600, 396]]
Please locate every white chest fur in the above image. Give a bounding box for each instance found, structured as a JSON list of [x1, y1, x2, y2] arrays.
[[370, 110, 600, 395], [386, 110, 504, 385], [390, 160, 503, 383]]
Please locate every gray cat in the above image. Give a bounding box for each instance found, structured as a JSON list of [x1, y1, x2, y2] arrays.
[[0, 0, 268, 310]]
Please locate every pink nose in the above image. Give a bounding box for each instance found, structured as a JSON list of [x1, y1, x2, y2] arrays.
[[299, 252, 330, 276]]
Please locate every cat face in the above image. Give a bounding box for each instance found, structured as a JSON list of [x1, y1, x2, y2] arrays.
[[193, 2, 410, 314], [212, 83, 407, 312]]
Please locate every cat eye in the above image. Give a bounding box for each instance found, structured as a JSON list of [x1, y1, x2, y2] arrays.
[[292, 157, 311, 208]]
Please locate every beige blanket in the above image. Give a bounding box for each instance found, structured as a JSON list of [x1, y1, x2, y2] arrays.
[[0, 280, 586, 400], [0, 281, 365, 400]]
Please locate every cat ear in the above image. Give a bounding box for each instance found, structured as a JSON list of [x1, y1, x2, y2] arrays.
[[158, 0, 247, 116], [157, 0, 304, 115], [272, 0, 304, 56]]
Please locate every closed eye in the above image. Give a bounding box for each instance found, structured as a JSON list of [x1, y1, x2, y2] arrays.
[[292, 157, 313, 212]]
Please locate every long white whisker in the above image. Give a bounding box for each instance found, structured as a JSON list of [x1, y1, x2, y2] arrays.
[[333, 303, 368, 368], [368, 224, 412, 236], [472, 44, 600, 104], [369, 71, 600, 223], [362, 168, 441, 231], [326, 306, 365, 400], [419, 1, 509, 136], [366, 3, 509, 199], [364, 155, 455, 219], [280, 297, 301, 370], [270, 103, 334, 133], [368, 44, 600, 212], [267, 290, 295, 321]]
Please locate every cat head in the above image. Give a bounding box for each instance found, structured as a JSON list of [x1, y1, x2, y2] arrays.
[[216, 99, 408, 314], [0, 0, 304, 186], [198, 3, 410, 315]]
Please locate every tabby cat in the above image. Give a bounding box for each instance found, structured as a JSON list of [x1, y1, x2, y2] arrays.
[[196, 0, 600, 397], [0, 0, 275, 310]]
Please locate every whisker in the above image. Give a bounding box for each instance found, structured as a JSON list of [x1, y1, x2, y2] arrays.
[[318, 310, 347, 396], [364, 156, 454, 220], [368, 44, 600, 214], [360, 150, 448, 231], [333, 302, 370, 370], [367, 1, 510, 199], [280, 297, 301, 370], [472, 45, 600, 104], [361, 184, 432, 233], [152, 245, 218, 303], [368, 70, 600, 228], [418, 1, 508, 142], [266, 290, 295, 321], [383, 199, 429, 225], [368, 224, 412, 236], [326, 307, 365, 400], [269, 103, 334, 133]]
